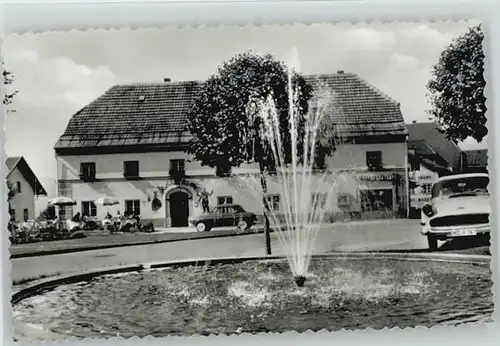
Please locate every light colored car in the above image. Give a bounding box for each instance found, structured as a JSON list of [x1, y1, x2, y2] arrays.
[[420, 173, 491, 250]]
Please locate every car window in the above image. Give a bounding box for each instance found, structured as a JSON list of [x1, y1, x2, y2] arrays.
[[233, 205, 244, 213], [432, 176, 489, 198]]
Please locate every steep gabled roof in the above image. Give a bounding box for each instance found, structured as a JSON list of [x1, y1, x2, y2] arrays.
[[55, 72, 407, 152], [6, 156, 22, 174], [464, 149, 488, 167], [5, 156, 47, 196], [406, 122, 463, 170], [408, 139, 449, 168], [304, 73, 407, 138]]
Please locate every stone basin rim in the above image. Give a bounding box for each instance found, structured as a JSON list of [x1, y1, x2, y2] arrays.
[[11, 251, 491, 305]]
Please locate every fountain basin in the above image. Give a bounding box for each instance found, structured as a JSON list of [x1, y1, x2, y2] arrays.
[[12, 253, 493, 340]]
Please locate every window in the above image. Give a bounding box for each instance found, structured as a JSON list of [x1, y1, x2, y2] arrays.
[[422, 183, 432, 194], [82, 201, 97, 217], [366, 151, 383, 171], [410, 156, 421, 171], [432, 176, 489, 198], [216, 166, 232, 177], [170, 159, 186, 182], [360, 189, 393, 212], [311, 193, 328, 209], [170, 159, 185, 173], [217, 196, 233, 205], [57, 181, 72, 197], [123, 161, 139, 179], [337, 193, 351, 208], [80, 162, 96, 181], [23, 208, 29, 222], [265, 195, 280, 212], [16, 181, 21, 193], [125, 200, 141, 216]]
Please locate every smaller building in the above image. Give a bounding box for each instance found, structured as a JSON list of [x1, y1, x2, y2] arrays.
[[464, 149, 488, 173], [407, 121, 466, 172], [6, 156, 47, 223]]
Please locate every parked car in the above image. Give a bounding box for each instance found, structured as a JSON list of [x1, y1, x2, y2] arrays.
[[420, 173, 491, 250], [190, 204, 258, 232]]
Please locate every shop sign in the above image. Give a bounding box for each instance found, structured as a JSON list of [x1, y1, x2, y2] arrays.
[[411, 195, 431, 203], [411, 194, 431, 208], [358, 173, 395, 182], [416, 175, 433, 181]]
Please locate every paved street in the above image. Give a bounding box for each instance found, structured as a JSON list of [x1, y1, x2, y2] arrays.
[[11, 219, 426, 282]]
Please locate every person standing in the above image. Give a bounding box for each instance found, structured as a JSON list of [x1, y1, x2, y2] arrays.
[[198, 188, 213, 213]]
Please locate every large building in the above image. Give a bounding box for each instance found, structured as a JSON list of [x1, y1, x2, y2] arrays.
[[6, 156, 47, 223], [54, 71, 409, 228]]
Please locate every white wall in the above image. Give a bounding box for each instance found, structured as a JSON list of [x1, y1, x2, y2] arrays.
[[327, 142, 406, 170], [56, 140, 408, 226], [57, 142, 407, 181], [7, 168, 36, 222]]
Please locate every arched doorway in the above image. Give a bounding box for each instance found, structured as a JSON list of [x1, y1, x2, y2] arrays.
[[169, 190, 189, 227]]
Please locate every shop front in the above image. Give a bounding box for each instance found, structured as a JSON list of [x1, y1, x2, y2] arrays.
[[355, 170, 407, 219]]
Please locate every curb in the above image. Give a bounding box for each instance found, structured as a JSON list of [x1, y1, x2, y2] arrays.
[[12, 251, 491, 305]]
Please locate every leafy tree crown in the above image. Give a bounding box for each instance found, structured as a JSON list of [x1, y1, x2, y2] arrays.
[[427, 25, 486, 142], [187, 51, 337, 173]]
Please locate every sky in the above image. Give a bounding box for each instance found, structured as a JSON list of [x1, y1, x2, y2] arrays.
[[3, 21, 487, 205]]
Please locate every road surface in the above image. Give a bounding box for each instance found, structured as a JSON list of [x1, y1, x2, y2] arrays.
[[12, 219, 425, 282]]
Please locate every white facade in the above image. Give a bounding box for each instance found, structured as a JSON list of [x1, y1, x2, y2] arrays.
[[56, 140, 409, 227], [7, 167, 37, 223]]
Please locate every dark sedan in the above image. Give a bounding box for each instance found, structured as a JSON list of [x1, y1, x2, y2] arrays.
[[190, 204, 258, 232]]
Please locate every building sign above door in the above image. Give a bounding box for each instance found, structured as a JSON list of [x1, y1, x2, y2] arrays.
[[357, 172, 395, 182]]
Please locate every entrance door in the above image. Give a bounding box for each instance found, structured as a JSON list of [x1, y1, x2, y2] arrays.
[[170, 191, 189, 227]]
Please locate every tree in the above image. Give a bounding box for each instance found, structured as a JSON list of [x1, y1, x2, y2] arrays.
[[37, 205, 57, 221], [3, 62, 18, 113], [187, 51, 337, 254], [427, 25, 486, 143]]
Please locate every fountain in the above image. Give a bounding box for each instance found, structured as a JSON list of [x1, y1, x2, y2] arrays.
[[238, 65, 347, 287]]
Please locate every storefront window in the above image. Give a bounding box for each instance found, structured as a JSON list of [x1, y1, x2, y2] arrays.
[[337, 193, 351, 208], [360, 189, 393, 212]]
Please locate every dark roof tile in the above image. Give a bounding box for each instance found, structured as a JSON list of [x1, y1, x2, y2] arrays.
[[55, 73, 406, 150], [406, 122, 462, 170]]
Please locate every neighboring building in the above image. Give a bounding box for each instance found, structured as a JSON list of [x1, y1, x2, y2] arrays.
[[54, 71, 409, 227], [464, 149, 488, 173], [6, 156, 47, 223], [407, 121, 466, 172]]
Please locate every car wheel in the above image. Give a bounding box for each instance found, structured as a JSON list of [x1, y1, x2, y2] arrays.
[[237, 220, 248, 233], [196, 222, 210, 232], [427, 234, 438, 251]]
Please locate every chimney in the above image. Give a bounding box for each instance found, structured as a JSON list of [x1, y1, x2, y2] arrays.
[[163, 78, 171, 83], [412, 120, 417, 124], [337, 70, 344, 74]]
